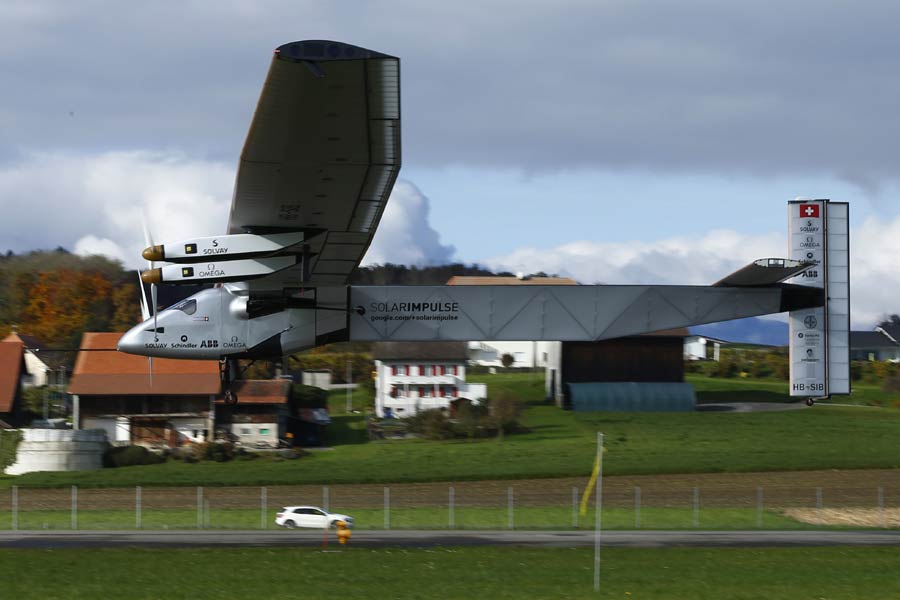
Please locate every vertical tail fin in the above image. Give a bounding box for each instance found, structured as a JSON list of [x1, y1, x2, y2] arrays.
[[788, 200, 850, 399]]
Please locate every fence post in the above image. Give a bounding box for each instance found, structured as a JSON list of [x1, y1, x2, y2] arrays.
[[816, 487, 823, 527], [197, 487, 203, 529], [693, 487, 699, 528], [757, 486, 763, 529], [205, 499, 210, 529], [572, 486, 579, 529], [323, 486, 329, 511], [878, 486, 885, 529], [507, 487, 514, 530], [71, 485, 77, 530], [449, 486, 455, 529], [11, 486, 17, 531], [384, 487, 390, 530], [261, 487, 267, 530], [634, 486, 641, 529], [136, 486, 142, 529]]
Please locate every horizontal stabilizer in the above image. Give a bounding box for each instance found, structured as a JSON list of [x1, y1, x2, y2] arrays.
[[713, 258, 815, 287]]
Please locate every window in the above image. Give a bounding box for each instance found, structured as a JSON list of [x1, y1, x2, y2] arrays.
[[168, 298, 197, 315], [259, 428, 270, 435], [391, 365, 397, 376], [241, 428, 251, 435], [451, 365, 458, 376]]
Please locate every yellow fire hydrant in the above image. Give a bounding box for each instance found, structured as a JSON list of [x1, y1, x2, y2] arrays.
[[335, 520, 352, 546]]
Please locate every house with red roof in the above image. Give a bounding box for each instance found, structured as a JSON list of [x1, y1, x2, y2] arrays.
[[0, 340, 26, 427], [67, 333, 295, 448]]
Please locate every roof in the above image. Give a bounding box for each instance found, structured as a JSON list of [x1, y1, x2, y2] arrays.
[[0, 342, 23, 413], [215, 379, 292, 405], [2, 331, 66, 369], [447, 276, 578, 286], [372, 341, 469, 361], [68, 333, 220, 396], [851, 330, 898, 349]]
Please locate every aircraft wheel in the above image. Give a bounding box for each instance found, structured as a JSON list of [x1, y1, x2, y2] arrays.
[[225, 390, 238, 405], [805, 398, 815, 407]]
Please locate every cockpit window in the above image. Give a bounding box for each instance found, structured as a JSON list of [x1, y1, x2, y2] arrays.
[[168, 299, 197, 316]]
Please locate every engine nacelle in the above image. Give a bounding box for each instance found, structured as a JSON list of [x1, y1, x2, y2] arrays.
[[142, 231, 305, 263], [141, 256, 297, 285]]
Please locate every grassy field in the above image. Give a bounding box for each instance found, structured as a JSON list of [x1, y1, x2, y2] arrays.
[[2, 373, 899, 489], [1, 546, 897, 599], [688, 374, 900, 407]]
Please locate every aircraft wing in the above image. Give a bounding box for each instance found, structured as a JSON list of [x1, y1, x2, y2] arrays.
[[227, 40, 400, 295]]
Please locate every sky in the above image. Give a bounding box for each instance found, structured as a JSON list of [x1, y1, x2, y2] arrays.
[[2, 1, 900, 328]]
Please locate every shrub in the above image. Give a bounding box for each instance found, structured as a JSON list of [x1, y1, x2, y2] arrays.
[[405, 409, 455, 440], [293, 384, 328, 408], [103, 445, 164, 468], [192, 442, 236, 463], [0, 430, 22, 471], [452, 400, 490, 439]]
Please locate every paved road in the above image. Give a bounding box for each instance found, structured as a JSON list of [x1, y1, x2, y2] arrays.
[[2, 529, 899, 549]]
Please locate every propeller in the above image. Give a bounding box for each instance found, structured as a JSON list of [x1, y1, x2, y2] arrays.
[[137, 270, 154, 387], [141, 219, 160, 341], [139, 217, 159, 386]]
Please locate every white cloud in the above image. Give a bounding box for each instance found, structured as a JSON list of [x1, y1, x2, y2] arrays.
[[0, 152, 454, 271], [482, 219, 900, 329], [363, 180, 456, 266], [73, 235, 127, 263], [0, 150, 233, 267]]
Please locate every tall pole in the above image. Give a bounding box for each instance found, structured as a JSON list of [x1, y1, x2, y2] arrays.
[[594, 432, 604, 593]]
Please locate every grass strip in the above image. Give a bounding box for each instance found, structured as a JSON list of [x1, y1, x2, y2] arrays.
[[0, 546, 897, 599]]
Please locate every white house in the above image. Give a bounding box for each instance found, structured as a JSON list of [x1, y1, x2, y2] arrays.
[[373, 342, 487, 418], [2, 331, 55, 388], [683, 335, 729, 361], [448, 275, 575, 369]]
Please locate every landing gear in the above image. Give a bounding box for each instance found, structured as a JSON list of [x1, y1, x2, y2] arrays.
[[805, 398, 816, 407], [220, 358, 240, 406]]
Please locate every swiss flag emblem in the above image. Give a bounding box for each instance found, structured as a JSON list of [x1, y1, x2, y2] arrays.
[[799, 203, 820, 218]]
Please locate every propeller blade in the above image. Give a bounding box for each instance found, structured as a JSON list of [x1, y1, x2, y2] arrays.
[[151, 282, 159, 341], [137, 271, 150, 322]]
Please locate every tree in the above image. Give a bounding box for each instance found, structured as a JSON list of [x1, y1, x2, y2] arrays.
[[500, 353, 515, 369], [110, 283, 141, 331], [879, 314, 900, 328], [489, 392, 521, 441]]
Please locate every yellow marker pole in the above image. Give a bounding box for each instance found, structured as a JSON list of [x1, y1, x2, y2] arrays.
[[579, 444, 605, 517]]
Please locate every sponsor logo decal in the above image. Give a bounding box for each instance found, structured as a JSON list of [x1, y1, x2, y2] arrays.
[[185, 243, 197, 254], [364, 301, 461, 323], [199, 263, 225, 277], [799, 203, 820, 218], [223, 335, 246, 349], [181, 267, 194, 277], [203, 239, 228, 255]]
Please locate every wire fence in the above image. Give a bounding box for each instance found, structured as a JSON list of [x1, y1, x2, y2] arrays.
[[2, 478, 898, 531]]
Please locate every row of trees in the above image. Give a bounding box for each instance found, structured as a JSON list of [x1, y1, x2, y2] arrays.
[[0, 250, 140, 351]]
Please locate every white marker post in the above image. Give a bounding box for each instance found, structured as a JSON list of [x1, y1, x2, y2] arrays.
[[594, 432, 604, 593]]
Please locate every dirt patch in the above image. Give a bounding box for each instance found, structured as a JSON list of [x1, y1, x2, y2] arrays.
[[2, 469, 899, 511], [783, 507, 900, 527]]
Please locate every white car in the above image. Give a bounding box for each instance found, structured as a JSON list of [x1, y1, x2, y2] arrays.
[[275, 506, 354, 529]]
